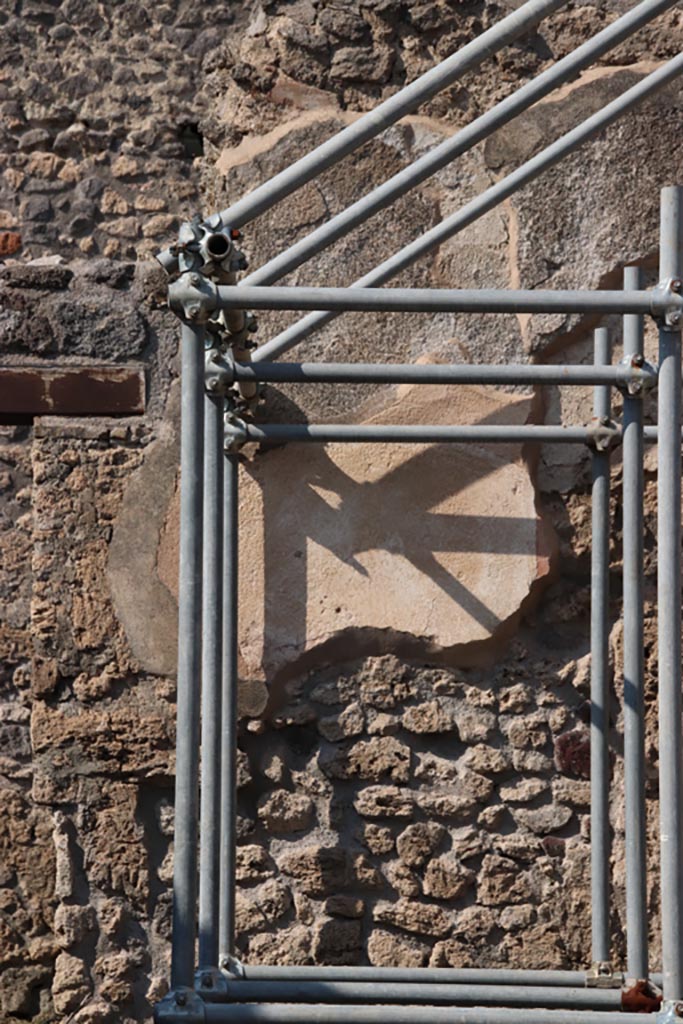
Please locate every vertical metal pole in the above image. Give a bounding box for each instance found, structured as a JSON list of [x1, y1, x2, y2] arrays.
[[219, 451, 239, 962], [657, 185, 683, 1002], [171, 322, 205, 991], [591, 326, 611, 965], [198, 390, 224, 969], [622, 266, 648, 980]]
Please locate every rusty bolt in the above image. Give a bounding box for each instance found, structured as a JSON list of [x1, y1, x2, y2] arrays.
[[632, 353, 644, 367], [675, 1002, 683, 1017], [671, 279, 682, 293]]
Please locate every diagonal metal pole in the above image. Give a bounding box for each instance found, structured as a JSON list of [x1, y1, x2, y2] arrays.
[[198, 389, 224, 969], [621, 265, 649, 981], [171, 322, 205, 991], [241, 0, 678, 290], [656, 185, 683, 1004], [253, 53, 683, 362], [219, 451, 239, 962], [590, 326, 612, 966], [213, 0, 564, 231]]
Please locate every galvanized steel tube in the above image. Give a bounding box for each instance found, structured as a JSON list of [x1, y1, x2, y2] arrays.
[[228, 360, 654, 387], [239, 967, 588, 986], [210, 284, 662, 316], [204, 982, 622, 1009], [219, 453, 239, 961], [198, 393, 224, 968], [213, 0, 565, 231], [243, 0, 679, 290], [590, 326, 612, 964], [656, 185, 683, 1002], [230, 423, 617, 445], [255, 53, 683, 361], [622, 265, 649, 980], [203, 1005, 656, 1023], [171, 323, 205, 989]]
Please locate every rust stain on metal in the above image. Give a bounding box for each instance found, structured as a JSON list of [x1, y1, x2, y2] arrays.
[[621, 980, 663, 1014], [0, 365, 145, 416]]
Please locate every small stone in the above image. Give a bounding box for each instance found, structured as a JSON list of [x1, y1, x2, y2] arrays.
[[257, 790, 315, 834], [313, 918, 362, 964], [52, 953, 92, 1015], [0, 231, 21, 256], [374, 898, 452, 937], [478, 805, 505, 828], [551, 779, 591, 807], [554, 728, 590, 778], [366, 711, 400, 735], [54, 904, 96, 948], [318, 701, 364, 741], [423, 856, 475, 900], [396, 822, 445, 867], [325, 895, 364, 918], [111, 155, 140, 178], [20, 195, 53, 222], [499, 778, 548, 803], [361, 824, 395, 855], [512, 749, 553, 772], [142, 213, 178, 237], [368, 929, 431, 967], [100, 189, 130, 215], [402, 699, 456, 734], [236, 845, 275, 884], [415, 791, 479, 820], [384, 860, 421, 897], [322, 736, 410, 783], [278, 846, 349, 896], [499, 684, 532, 711], [461, 744, 511, 774], [454, 709, 496, 742], [513, 804, 573, 835], [353, 786, 413, 819], [451, 826, 491, 860], [478, 855, 532, 905]]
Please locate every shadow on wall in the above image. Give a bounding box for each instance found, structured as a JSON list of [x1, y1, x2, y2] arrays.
[[109, 375, 554, 696]]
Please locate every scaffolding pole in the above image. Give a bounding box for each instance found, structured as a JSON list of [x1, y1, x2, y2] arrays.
[[622, 265, 649, 981], [590, 327, 612, 966], [171, 322, 205, 991], [657, 186, 683, 1004]]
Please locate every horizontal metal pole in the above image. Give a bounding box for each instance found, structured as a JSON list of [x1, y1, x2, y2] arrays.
[[239, 967, 589, 986], [243, 0, 679, 288], [200, 284, 671, 316], [203, 1006, 657, 1024], [211, 0, 565, 231], [231, 423, 616, 445], [227, 360, 655, 387], [255, 51, 683, 361], [204, 982, 621, 1009]]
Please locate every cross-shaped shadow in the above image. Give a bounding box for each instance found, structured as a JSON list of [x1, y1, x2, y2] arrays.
[[242, 387, 544, 681]]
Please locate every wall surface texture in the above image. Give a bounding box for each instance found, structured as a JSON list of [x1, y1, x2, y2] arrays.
[[1, 0, 683, 1020]]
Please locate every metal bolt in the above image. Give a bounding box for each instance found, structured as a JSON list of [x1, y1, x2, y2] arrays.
[[201, 973, 213, 989], [190, 273, 202, 286], [207, 377, 219, 391], [175, 991, 187, 1007], [672, 278, 682, 293], [670, 311, 682, 326], [632, 353, 644, 367], [599, 415, 610, 427]]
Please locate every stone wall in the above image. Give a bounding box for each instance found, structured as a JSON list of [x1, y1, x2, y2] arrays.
[[0, 0, 682, 1021]]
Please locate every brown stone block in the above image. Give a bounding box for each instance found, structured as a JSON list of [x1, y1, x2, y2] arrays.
[[0, 365, 145, 417]]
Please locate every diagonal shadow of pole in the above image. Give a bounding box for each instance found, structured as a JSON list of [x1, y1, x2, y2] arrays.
[[243, 391, 541, 683]]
